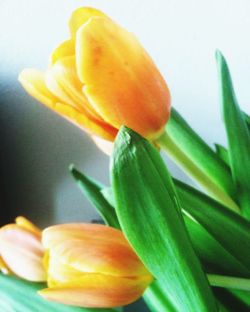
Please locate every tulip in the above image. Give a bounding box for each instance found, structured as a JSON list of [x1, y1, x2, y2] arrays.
[[19, 7, 171, 144], [0, 216, 46, 282], [39, 223, 153, 308]]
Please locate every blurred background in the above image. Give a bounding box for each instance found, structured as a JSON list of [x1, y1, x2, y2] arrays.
[[0, 1, 250, 310]]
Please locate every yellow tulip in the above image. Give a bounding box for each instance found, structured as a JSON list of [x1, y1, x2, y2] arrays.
[[0, 216, 46, 282], [19, 7, 171, 143], [39, 223, 153, 308]]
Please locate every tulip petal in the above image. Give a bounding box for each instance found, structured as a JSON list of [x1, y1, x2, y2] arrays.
[[50, 39, 75, 65], [18, 69, 59, 107], [39, 274, 152, 308], [50, 56, 106, 121], [42, 224, 128, 250], [54, 103, 117, 140], [46, 252, 81, 287], [45, 67, 81, 109], [69, 7, 108, 38], [48, 238, 150, 278], [76, 17, 170, 140], [15, 216, 41, 237], [19, 69, 117, 140], [0, 225, 46, 281], [0, 255, 10, 274]]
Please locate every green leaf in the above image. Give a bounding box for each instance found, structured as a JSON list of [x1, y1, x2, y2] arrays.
[[175, 178, 250, 272], [102, 186, 249, 277], [166, 108, 236, 199], [100, 188, 116, 207], [214, 288, 250, 312], [215, 144, 230, 166], [157, 130, 239, 212], [243, 111, 250, 133], [208, 275, 250, 291], [111, 127, 218, 312], [216, 51, 250, 219], [183, 213, 250, 277], [143, 280, 176, 312], [69, 165, 119, 228], [0, 274, 116, 312], [228, 289, 250, 307]]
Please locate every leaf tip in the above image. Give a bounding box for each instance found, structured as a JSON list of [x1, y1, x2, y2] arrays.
[[118, 125, 133, 140], [114, 126, 134, 151], [215, 49, 224, 62], [215, 50, 229, 75], [69, 164, 81, 182], [69, 163, 75, 172]]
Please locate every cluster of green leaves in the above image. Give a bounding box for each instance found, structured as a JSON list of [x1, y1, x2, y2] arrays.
[[69, 52, 250, 311], [70, 131, 250, 311]]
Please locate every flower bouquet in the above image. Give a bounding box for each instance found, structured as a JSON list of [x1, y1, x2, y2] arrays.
[[1, 6, 250, 312]]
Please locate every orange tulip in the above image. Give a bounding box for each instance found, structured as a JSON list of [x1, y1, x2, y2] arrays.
[[19, 7, 171, 143], [39, 223, 153, 308], [0, 216, 46, 282]]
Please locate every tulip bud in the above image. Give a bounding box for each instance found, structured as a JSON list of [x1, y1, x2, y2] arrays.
[[39, 223, 153, 308], [0, 217, 46, 282], [19, 7, 171, 144]]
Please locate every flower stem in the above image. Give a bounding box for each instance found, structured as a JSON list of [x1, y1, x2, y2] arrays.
[[156, 130, 240, 213], [208, 274, 250, 291]]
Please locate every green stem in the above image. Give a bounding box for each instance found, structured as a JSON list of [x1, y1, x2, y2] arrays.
[[156, 130, 240, 213], [208, 274, 250, 291]]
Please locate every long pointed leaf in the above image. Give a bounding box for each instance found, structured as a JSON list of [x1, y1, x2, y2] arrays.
[[243, 111, 250, 132], [216, 51, 250, 219], [208, 275, 250, 291], [157, 131, 239, 212], [111, 127, 218, 312], [70, 165, 119, 228], [143, 280, 176, 312], [214, 288, 250, 312], [215, 144, 230, 166], [175, 178, 250, 272], [166, 108, 235, 198], [183, 213, 250, 277], [214, 113, 250, 168], [228, 289, 250, 307]]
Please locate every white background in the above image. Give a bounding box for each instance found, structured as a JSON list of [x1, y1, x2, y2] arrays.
[[1, 0, 250, 226]]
